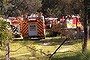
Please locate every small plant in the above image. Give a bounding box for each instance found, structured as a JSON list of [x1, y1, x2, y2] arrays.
[[0, 17, 13, 47]]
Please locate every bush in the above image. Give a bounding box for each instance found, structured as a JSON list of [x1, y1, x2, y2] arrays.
[[46, 31, 58, 37]]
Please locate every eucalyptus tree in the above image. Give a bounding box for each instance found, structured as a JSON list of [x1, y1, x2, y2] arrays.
[[2, 0, 42, 17], [40, 0, 86, 18]]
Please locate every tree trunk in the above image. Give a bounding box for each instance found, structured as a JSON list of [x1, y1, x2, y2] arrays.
[[82, 0, 88, 52], [0, 41, 2, 47]]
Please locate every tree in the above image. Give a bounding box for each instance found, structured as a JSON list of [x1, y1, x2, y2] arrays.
[[0, 18, 13, 47], [0, 18, 7, 46], [40, 0, 85, 18], [0, 0, 42, 17], [82, 0, 90, 52]]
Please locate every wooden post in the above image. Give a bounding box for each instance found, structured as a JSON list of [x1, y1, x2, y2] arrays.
[[40, 49, 42, 55], [6, 43, 10, 60], [82, 0, 88, 52], [87, 25, 89, 39]]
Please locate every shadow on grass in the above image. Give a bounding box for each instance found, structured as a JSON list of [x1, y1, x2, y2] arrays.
[[13, 36, 83, 46], [30, 37, 83, 46], [51, 51, 90, 60]]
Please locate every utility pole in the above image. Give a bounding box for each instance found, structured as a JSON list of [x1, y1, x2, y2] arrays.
[[82, 0, 88, 52]]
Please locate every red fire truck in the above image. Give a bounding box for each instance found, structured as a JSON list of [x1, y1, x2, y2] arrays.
[[20, 16, 45, 39]]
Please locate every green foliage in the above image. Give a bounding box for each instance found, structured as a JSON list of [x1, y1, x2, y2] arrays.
[[0, 31, 8, 41], [0, 17, 13, 44], [0, 0, 90, 18], [46, 31, 57, 37], [0, 18, 7, 40], [88, 19, 90, 23], [0, 19, 7, 31], [0, 0, 42, 17], [40, 0, 87, 18]]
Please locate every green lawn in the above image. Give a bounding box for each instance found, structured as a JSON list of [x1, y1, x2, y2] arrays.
[[51, 40, 90, 60], [0, 37, 90, 60]]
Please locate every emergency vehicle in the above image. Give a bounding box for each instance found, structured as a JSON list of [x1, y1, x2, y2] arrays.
[[45, 18, 60, 36], [9, 17, 21, 37], [45, 16, 83, 38], [59, 16, 84, 39], [66, 17, 83, 30], [20, 15, 45, 39]]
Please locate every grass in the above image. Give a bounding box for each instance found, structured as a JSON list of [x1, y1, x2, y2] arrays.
[[51, 50, 90, 60], [51, 40, 90, 60], [51, 52, 88, 60], [0, 37, 90, 60]]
